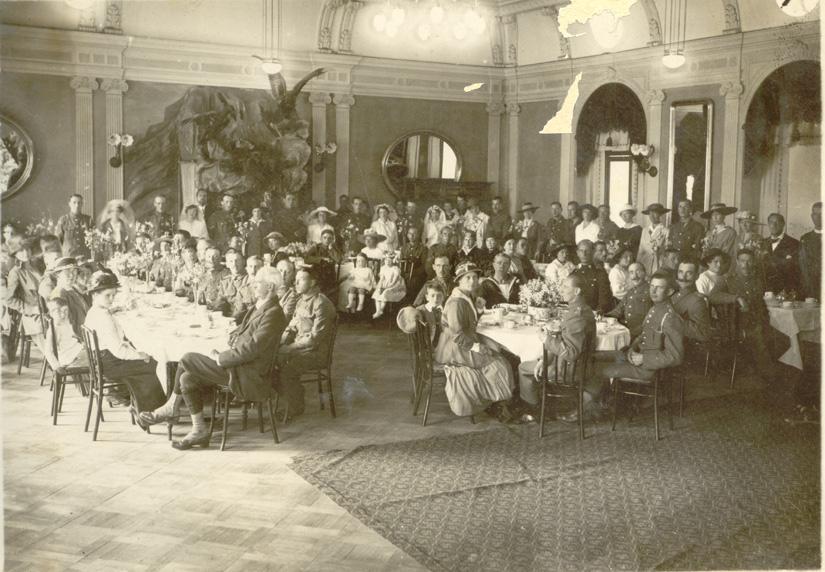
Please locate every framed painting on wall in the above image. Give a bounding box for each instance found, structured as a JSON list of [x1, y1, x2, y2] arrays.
[[0, 114, 34, 201]]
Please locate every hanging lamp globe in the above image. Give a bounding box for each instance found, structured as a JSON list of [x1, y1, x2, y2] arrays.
[[662, 51, 686, 69]]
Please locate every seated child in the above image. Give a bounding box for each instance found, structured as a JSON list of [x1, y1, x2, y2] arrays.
[[415, 281, 445, 344], [42, 297, 88, 370], [372, 253, 407, 319], [347, 252, 376, 313]]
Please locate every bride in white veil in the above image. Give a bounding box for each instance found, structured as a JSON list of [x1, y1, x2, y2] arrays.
[[98, 199, 136, 254], [178, 203, 209, 239], [423, 205, 447, 247]]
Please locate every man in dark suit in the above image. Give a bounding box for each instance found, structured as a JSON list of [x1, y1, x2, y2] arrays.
[[142, 266, 287, 450], [571, 240, 612, 314], [798, 202, 821, 299], [763, 213, 800, 295]]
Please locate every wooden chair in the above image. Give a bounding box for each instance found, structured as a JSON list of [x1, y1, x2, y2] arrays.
[[4, 308, 21, 363], [81, 325, 137, 441], [706, 302, 741, 389], [537, 331, 595, 440], [37, 295, 51, 386], [44, 315, 90, 425], [15, 312, 35, 375], [210, 380, 279, 451], [281, 315, 339, 422], [410, 319, 474, 427], [610, 369, 675, 442]]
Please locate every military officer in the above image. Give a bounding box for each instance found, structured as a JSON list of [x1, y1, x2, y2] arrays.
[[667, 199, 705, 260], [518, 274, 596, 417], [271, 191, 307, 243], [55, 194, 93, 258], [544, 201, 567, 249], [564, 272, 684, 422], [145, 195, 176, 239], [198, 246, 231, 307], [207, 194, 239, 251], [607, 262, 652, 339], [571, 239, 613, 314], [213, 249, 250, 321], [671, 259, 711, 344], [487, 196, 513, 243]]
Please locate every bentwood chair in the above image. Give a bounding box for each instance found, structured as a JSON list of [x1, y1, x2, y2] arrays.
[[538, 331, 595, 440], [15, 311, 36, 375], [280, 315, 339, 422], [610, 369, 676, 442], [45, 316, 90, 425], [409, 319, 474, 427], [704, 302, 742, 389], [210, 372, 280, 451], [81, 325, 138, 441], [37, 296, 51, 386]]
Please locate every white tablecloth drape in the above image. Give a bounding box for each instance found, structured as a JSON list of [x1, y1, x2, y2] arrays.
[[768, 305, 821, 370], [478, 314, 631, 362]]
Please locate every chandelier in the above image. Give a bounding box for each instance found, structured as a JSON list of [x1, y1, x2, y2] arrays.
[[372, 0, 487, 41], [662, 0, 687, 69]]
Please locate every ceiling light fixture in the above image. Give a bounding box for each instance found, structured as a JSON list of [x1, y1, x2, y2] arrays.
[[254, 0, 284, 77], [662, 0, 687, 69]]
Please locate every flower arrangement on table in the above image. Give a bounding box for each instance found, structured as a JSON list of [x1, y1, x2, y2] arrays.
[[235, 220, 253, 242], [134, 220, 154, 237], [109, 251, 154, 278], [519, 278, 563, 320], [84, 227, 114, 259], [284, 242, 310, 257], [605, 238, 623, 260], [25, 214, 57, 238]]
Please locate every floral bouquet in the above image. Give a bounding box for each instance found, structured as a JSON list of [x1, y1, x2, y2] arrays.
[[25, 214, 57, 238], [284, 242, 310, 257], [235, 220, 253, 242], [134, 220, 154, 237], [605, 238, 623, 260], [519, 278, 563, 309], [84, 227, 113, 258]]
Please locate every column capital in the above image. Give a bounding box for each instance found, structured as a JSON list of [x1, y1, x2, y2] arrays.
[[486, 101, 506, 115], [505, 102, 521, 116], [333, 93, 355, 108], [308, 92, 332, 106], [719, 81, 744, 99], [646, 89, 666, 105], [70, 76, 98, 93], [100, 78, 129, 94]]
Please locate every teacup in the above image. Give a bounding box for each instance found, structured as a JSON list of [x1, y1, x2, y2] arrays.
[[494, 308, 505, 323], [504, 319, 517, 329]]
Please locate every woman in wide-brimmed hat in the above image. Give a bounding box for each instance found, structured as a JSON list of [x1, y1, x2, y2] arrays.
[[701, 203, 738, 260], [615, 203, 642, 258], [306, 206, 337, 245], [434, 261, 516, 422], [638, 203, 671, 274], [735, 210, 765, 253], [4, 237, 43, 338], [359, 227, 387, 260], [515, 202, 541, 258], [371, 203, 399, 253], [574, 203, 600, 245]]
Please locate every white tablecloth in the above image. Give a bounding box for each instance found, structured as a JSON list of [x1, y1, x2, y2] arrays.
[[478, 313, 631, 362], [768, 304, 821, 370], [115, 287, 233, 386]]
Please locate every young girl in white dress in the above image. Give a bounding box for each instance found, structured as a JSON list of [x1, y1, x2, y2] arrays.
[[372, 253, 407, 319], [347, 252, 376, 313]]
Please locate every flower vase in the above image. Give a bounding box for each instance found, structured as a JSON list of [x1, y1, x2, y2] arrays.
[[527, 306, 552, 321]]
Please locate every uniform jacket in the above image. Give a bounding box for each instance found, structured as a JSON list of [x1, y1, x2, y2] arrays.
[[488, 212, 512, 242], [5, 264, 42, 316], [631, 301, 684, 371], [271, 208, 307, 243], [215, 273, 251, 319], [608, 280, 653, 339], [200, 267, 231, 308], [544, 216, 567, 248], [56, 213, 93, 258], [220, 297, 287, 402], [763, 234, 800, 295], [671, 285, 710, 342], [543, 294, 595, 365], [207, 210, 238, 251], [281, 289, 336, 357], [668, 218, 705, 260], [798, 229, 822, 299], [145, 212, 176, 239], [571, 263, 612, 314], [246, 219, 273, 257], [710, 271, 769, 330]]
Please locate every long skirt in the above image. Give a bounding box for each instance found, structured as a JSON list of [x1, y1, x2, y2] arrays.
[[443, 353, 513, 416]]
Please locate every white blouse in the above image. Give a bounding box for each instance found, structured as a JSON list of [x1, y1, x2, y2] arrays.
[[575, 221, 601, 245], [544, 259, 575, 287], [608, 265, 630, 300], [371, 219, 399, 252]]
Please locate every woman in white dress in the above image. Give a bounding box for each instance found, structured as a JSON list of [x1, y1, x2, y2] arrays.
[[178, 204, 209, 239], [423, 205, 447, 247], [98, 199, 135, 256], [574, 204, 601, 245], [371, 204, 399, 253], [637, 203, 671, 275], [543, 244, 575, 287], [608, 247, 634, 301], [306, 206, 336, 245]]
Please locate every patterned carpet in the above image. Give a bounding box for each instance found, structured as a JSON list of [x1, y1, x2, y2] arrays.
[[290, 394, 820, 571]]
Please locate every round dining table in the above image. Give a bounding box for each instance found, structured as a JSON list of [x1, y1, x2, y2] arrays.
[[476, 310, 631, 362], [767, 303, 821, 370], [113, 280, 234, 389]]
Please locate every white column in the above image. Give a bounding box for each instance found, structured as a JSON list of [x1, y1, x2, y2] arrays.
[[309, 91, 331, 205], [100, 78, 128, 202], [71, 76, 98, 212], [720, 81, 744, 207], [486, 101, 504, 195], [644, 89, 666, 212], [506, 102, 520, 216], [333, 93, 354, 202]]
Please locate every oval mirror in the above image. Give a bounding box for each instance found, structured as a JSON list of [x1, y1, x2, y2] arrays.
[[381, 130, 462, 198], [0, 114, 35, 201]]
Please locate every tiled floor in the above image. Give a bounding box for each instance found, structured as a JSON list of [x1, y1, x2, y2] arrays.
[[2, 321, 800, 571]]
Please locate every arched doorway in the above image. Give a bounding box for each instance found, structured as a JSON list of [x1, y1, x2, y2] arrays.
[[742, 60, 821, 236], [574, 83, 646, 225]]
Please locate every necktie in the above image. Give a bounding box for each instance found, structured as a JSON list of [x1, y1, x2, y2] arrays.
[[771, 236, 781, 243]]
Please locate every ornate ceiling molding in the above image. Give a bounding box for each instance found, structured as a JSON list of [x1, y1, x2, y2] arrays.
[[540, 6, 570, 59], [640, 0, 662, 46], [722, 0, 741, 34]]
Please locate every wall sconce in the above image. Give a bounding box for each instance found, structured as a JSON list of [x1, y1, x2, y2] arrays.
[[313, 142, 337, 172], [107, 133, 133, 168], [631, 143, 657, 177]]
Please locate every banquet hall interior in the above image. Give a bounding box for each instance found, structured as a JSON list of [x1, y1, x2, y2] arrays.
[[0, 0, 821, 570]]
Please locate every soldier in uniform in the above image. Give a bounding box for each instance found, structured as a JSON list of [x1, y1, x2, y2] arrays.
[[426, 226, 458, 277], [668, 199, 705, 260], [607, 262, 652, 339], [671, 259, 711, 344], [543, 202, 566, 253], [198, 246, 230, 307], [270, 192, 307, 243], [799, 201, 822, 299], [145, 195, 176, 239], [701, 203, 738, 260], [305, 228, 343, 300], [518, 274, 596, 418], [55, 194, 93, 258], [212, 249, 250, 321], [596, 204, 619, 243], [571, 239, 612, 314], [487, 196, 512, 243], [563, 272, 684, 422], [562, 201, 581, 245], [399, 226, 428, 301], [207, 194, 239, 252]]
